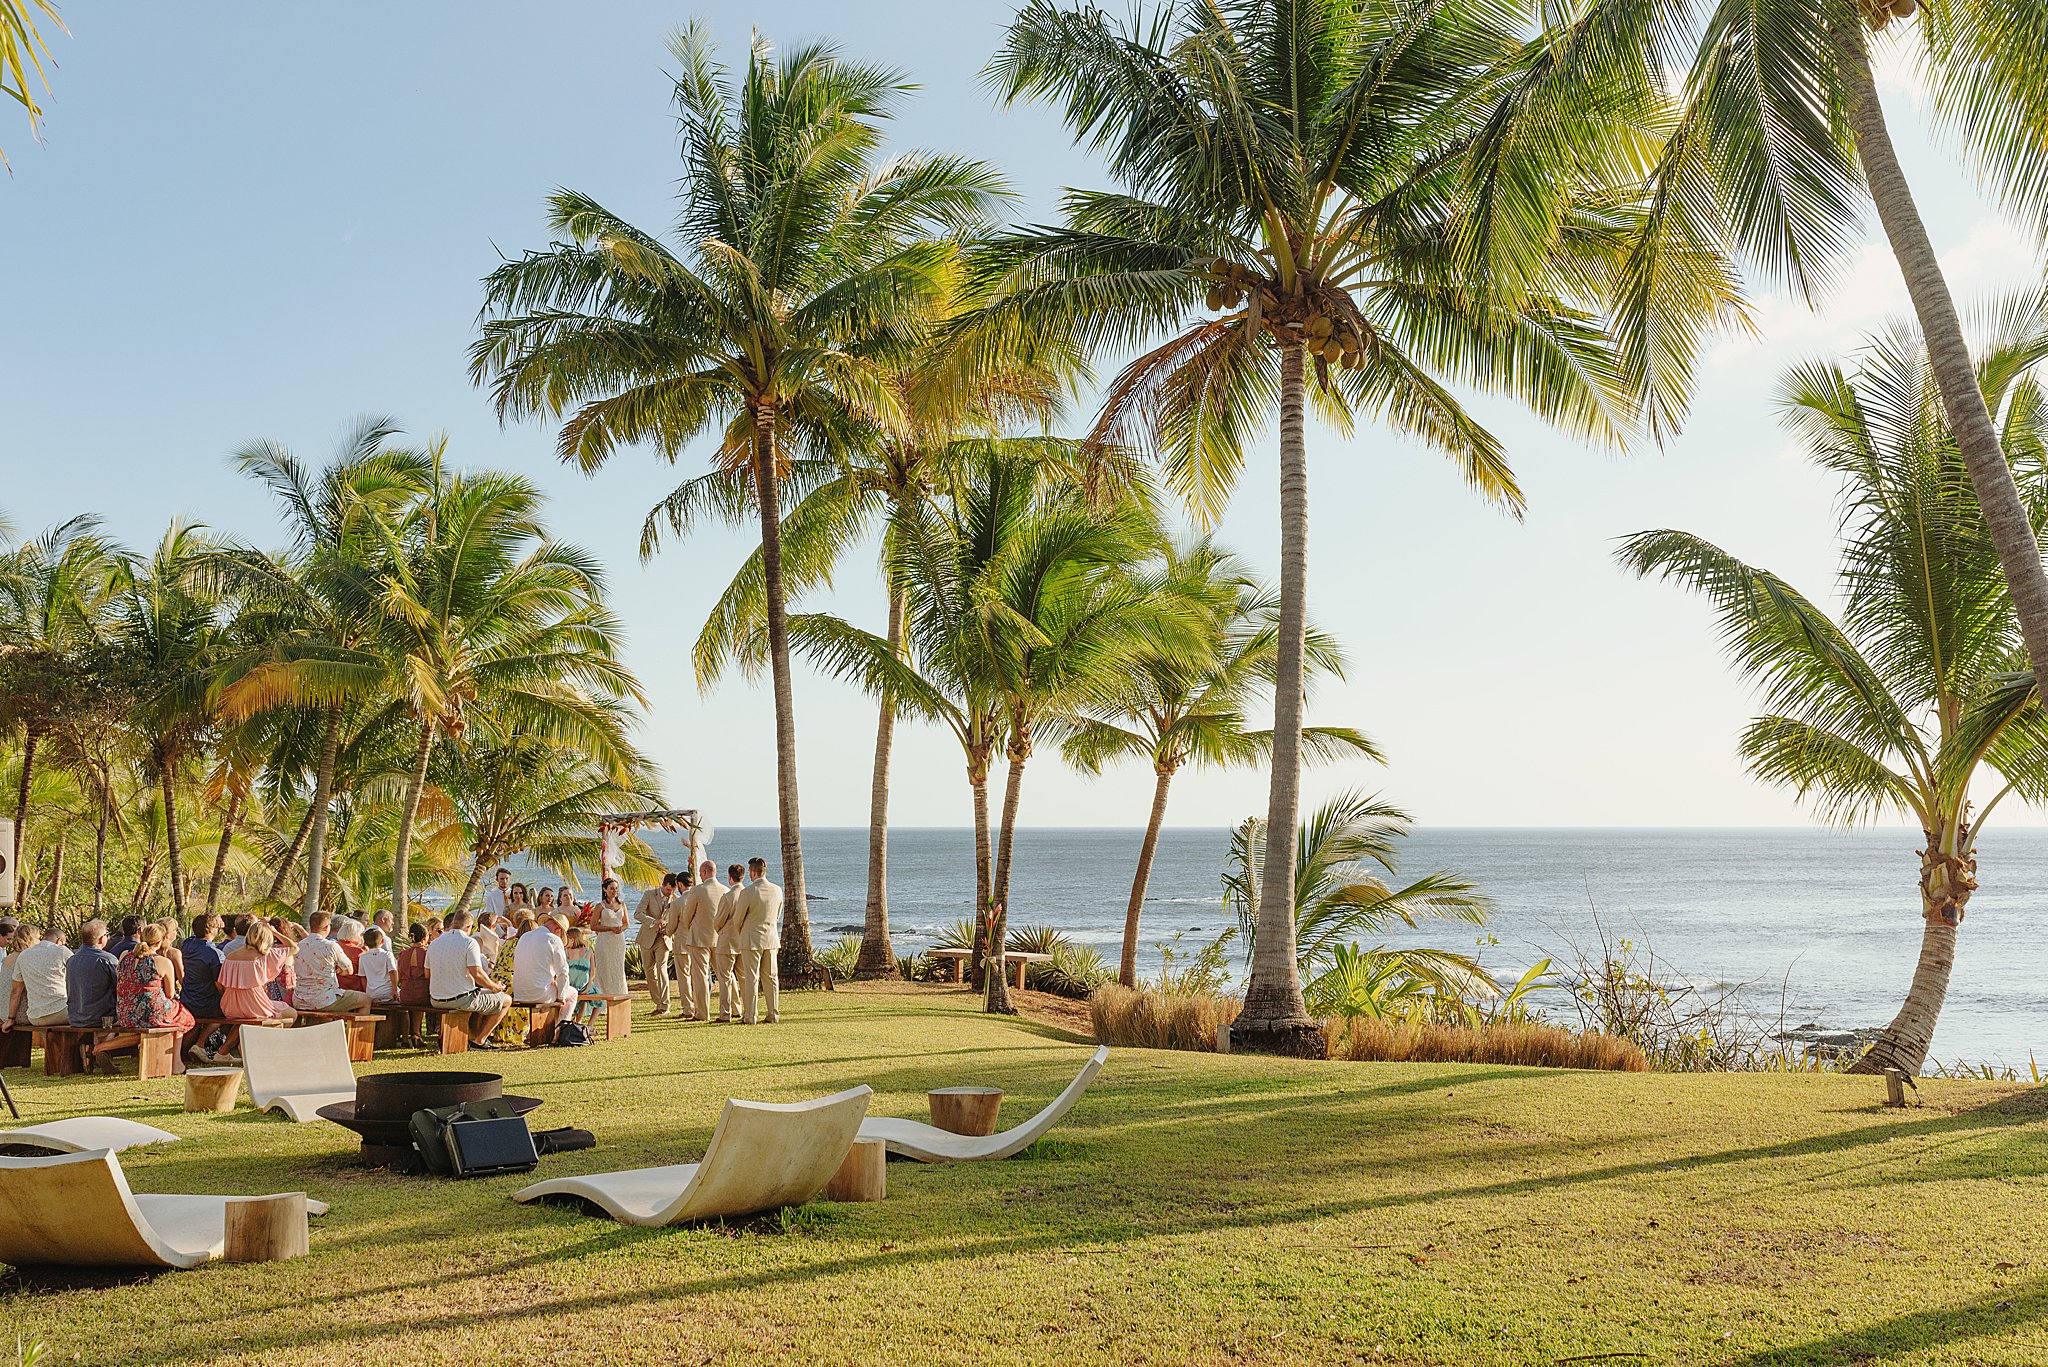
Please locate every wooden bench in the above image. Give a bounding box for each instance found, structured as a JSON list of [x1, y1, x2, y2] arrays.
[[182, 1018, 288, 1062], [421, 1007, 479, 1055], [292, 1012, 384, 1063], [37, 1026, 184, 1079], [588, 995, 631, 1042], [929, 948, 973, 982], [511, 1001, 563, 1049], [0, 1028, 31, 1071], [925, 948, 1048, 989]]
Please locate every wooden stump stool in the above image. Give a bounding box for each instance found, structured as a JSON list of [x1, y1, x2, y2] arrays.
[[928, 1085, 1003, 1137], [223, 1192, 309, 1263], [183, 1067, 244, 1113], [825, 1138, 887, 1203]]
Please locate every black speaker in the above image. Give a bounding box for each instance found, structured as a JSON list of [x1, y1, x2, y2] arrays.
[[444, 1115, 539, 1178]]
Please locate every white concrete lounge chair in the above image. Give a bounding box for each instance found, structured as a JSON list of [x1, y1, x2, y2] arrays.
[[0, 1149, 326, 1269], [859, 1045, 1109, 1163], [241, 1019, 355, 1122], [513, 1085, 872, 1226], [0, 1116, 181, 1154]]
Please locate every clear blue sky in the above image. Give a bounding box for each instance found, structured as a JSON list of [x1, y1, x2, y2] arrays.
[[2, 4, 2034, 829]]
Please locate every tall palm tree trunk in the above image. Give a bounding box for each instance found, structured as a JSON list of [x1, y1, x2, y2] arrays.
[[269, 802, 317, 901], [205, 792, 241, 915], [752, 404, 812, 978], [12, 728, 36, 885], [450, 856, 487, 919], [1851, 832, 1975, 1076], [969, 752, 993, 987], [1237, 340, 1320, 1054], [43, 839, 63, 918], [299, 705, 343, 922], [1120, 765, 1177, 989], [390, 722, 435, 933], [985, 725, 1028, 1016], [856, 583, 906, 977], [160, 761, 187, 917], [92, 802, 108, 916], [1840, 29, 2048, 695]]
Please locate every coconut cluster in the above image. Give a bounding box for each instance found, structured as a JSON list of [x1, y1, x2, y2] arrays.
[[1201, 262, 1369, 371], [1864, 0, 1915, 29]]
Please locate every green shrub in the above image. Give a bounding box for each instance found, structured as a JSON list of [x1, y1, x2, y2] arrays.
[[1027, 942, 1112, 998], [816, 934, 862, 982], [897, 952, 946, 982]]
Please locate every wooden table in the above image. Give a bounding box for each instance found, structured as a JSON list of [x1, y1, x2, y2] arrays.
[[825, 1139, 887, 1202], [223, 1192, 309, 1263], [929, 1085, 1003, 1137], [926, 949, 1050, 989]]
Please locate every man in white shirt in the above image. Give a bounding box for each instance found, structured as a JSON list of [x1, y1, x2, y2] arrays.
[[473, 913, 503, 964], [4, 929, 70, 1029], [512, 914, 577, 1016], [293, 911, 371, 1013], [426, 909, 510, 1046], [733, 857, 783, 1025], [482, 868, 512, 921], [635, 874, 678, 1016]]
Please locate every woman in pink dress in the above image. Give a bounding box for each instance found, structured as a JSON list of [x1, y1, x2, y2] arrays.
[[218, 921, 298, 1021]]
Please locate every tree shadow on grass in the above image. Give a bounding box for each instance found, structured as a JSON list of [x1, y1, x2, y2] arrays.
[[1711, 1273, 2048, 1366]]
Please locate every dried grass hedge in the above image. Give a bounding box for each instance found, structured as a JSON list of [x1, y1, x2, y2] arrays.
[[1324, 1016, 1649, 1071], [1089, 984, 1240, 1053]]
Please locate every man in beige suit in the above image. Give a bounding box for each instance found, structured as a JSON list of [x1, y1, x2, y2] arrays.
[[674, 860, 722, 1021], [733, 856, 782, 1025], [712, 862, 745, 1022], [634, 873, 677, 1016]]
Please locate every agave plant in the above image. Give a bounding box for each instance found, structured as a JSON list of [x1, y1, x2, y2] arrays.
[[1226, 792, 1494, 1021]]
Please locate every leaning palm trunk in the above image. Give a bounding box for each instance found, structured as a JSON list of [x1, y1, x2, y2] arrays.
[[968, 753, 994, 986], [1120, 765, 1177, 989], [205, 792, 241, 915], [298, 704, 343, 921], [42, 840, 63, 918], [1238, 341, 1320, 1053], [390, 722, 436, 933], [1840, 30, 2048, 698], [449, 856, 488, 919], [856, 583, 906, 977], [92, 803, 108, 916], [752, 405, 812, 978], [269, 802, 317, 901], [1851, 832, 1975, 1076], [160, 761, 188, 917]]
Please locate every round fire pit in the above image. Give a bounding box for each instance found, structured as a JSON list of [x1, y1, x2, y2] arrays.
[[319, 1070, 542, 1169]]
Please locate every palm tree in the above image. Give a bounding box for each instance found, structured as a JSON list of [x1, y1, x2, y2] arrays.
[[1064, 538, 1378, 986], [0, 515, 122, 879], [115, 523, 224, 918], [366, 449, 643, 929], [0, 0, 63, 170], [1575, 0, 2048, 725], [1618, 308, 2048, 1075], [472, 25, 1006, 978], [205, 419, 431, 922], [658, 328, 1082, 979], [1225, 791, 1492, 1018], [979, 0, 1723, 1052], [436, 729, 660, 917]]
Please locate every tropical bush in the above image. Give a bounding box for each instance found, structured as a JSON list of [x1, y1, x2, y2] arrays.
[[1030, 942, 1113, 999], [816, 934, 862, 983], [896, 952, 946, 983]]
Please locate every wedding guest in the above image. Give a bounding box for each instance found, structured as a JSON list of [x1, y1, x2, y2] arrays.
[[426, 909, 511, 1047], [5, 927, 68, 1030], [106, 915, 142, 959], [180, 912, 225, 1019], [590, 878, 630, 1000], [65, 920, 120, 1028], [220, 922, 296, 1022], [293, 911, 369, 1014], [512, 914, 577, 1016], [115, 923, 195, 1033], [359, 926, 400, 1005]]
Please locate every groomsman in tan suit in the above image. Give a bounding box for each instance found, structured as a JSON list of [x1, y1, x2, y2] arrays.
[[713, 862, 746, 1022], [634, 873, 677, 1016], [675, 860, 722, 1021], [733, 856, 783, 1025]]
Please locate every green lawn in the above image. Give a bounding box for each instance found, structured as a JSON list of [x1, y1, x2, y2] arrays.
[[2, 985, 2043, 1366]]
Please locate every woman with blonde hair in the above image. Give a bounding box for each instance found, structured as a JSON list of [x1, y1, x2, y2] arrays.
[[115, 923, 195, 1032], [0, 924, 41, 1025], [219, 921, 295, 1022]]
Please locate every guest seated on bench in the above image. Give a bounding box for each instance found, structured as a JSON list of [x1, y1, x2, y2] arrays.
[[392, 923, 432, 1046], [427, 909, 510, 1049], [66, 920, 120, 1028], [512, 913, 578, 1020], [292, 912, 370, 1016], [179, 913, 224, 1020], [359, 926, 399, 1007], [562, 926, 598, 1027], [5, 926, 69, 1031], [116, 923, 195, 1034], [220, 922, 296, 1023], [105, 915, 141, 960]]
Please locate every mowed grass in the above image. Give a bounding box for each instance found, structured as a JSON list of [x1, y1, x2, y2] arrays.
[[2, 984, 2044, 1367]]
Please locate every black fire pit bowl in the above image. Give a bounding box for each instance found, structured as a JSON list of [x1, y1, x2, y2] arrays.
[[318, 1069, 544, 1168]]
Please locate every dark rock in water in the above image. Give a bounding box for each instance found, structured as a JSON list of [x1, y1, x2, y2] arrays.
[[827, 924, 866, 934], [1772, 1023, 1886, 1059]]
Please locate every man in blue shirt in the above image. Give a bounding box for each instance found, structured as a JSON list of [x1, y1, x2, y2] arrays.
[[104, 914, 142, 960], [65, 920, 120, 1027]]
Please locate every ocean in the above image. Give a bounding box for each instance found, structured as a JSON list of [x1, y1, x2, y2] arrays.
[[486, 825, 2047, 1070]]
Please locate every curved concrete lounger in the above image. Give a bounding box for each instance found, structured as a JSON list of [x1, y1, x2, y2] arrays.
[[514, 1085, 872, 1227], [0, 1149, 326, 1269], [0, 1116, 181, 1154], [241, 1019, 356, 1122], [858, 1045, 1109, 1163]]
